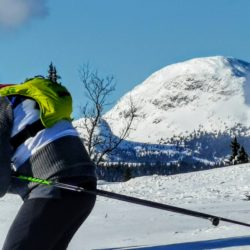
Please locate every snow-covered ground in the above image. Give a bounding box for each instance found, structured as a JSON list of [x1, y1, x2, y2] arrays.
[[1, 164, 250, 249]]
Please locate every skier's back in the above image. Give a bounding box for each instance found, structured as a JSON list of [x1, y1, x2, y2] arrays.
[[0, 75, 96, 249]]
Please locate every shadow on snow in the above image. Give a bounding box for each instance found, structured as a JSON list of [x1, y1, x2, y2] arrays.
[[95, 236, 250, 250]]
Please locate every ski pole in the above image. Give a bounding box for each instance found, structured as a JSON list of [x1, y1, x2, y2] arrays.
[[12, 174, 250, 228]]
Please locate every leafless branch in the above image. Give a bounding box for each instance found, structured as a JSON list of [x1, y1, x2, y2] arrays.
[[78, 64, 137, 164]]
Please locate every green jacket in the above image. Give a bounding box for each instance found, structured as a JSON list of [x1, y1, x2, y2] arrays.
[[0, 77, 72, 127]]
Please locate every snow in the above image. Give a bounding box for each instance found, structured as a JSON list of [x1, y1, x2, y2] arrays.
[[73, 57, 250, 167], [1, 164, 250, 249], [104, 56, 250, 143]]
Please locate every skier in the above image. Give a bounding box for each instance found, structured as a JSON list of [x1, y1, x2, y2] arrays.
[[0, 76, 97, 249]]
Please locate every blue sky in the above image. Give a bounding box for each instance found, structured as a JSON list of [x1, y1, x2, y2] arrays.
[[0, 0, 250, 117]]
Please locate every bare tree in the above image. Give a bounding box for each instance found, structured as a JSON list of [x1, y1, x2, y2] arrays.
[[78, 64, 137, 165]]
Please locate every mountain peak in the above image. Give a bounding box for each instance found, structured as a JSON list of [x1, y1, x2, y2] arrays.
[[105, 56, 250, 143]]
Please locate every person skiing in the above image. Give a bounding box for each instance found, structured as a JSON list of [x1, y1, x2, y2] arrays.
[[0, 75, 97, 250]]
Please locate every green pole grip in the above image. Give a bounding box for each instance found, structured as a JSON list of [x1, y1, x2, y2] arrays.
[[16, 175, 52, 185]]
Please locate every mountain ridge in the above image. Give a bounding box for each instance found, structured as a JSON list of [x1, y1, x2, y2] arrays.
[[74, 56, 250, 176], [104, 56, 250, 143]]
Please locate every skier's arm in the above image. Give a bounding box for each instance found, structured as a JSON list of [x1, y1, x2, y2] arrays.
[[0, 96, 13, 197]]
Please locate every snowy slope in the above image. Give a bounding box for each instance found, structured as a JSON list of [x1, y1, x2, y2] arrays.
[[74, 56, 250, 167], [105, 56, 250, 143], [1, 164, 250, 249]]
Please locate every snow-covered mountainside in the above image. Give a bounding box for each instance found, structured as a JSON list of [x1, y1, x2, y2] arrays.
[[105, 56, 250, 143], [74, 56, 250, 174]]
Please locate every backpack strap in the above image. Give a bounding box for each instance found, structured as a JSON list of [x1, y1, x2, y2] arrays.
[[8, 96, 25, 109], [10, 120, 45, 150]]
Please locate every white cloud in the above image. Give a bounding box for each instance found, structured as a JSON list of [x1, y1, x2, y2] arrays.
[[0, 0, 48, 29]]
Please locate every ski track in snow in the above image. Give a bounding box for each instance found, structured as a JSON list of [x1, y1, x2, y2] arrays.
[[1, 164, 250, 249]]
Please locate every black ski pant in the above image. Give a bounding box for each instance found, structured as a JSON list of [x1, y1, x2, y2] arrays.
[[3, 189, 96, 250]]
